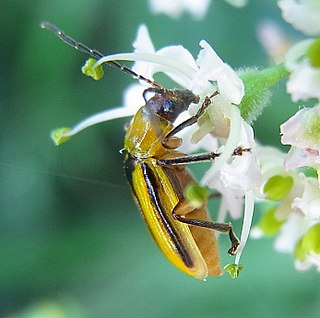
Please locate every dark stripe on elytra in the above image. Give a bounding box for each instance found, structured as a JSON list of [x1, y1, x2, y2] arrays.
[[124, 155, 136, 193], [141, 162, 194, 268]]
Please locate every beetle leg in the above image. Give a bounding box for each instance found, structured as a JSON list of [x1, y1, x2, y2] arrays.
[[162, 91, 219, 148], [172, 201, 240, 255], [157, 147, 251, 166]]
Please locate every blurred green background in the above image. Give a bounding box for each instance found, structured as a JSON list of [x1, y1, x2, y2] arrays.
[[1, 0, 319, 317]]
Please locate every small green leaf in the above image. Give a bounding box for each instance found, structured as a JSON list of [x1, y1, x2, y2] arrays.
[[81, 58, 104, 80], [307, 38, 320, 68], [258, 206, 285, 236], [184, 183, 209, 209], [224, 263, 243, 279], [264, 175, 294, 201], [51, 127, 72, 145]]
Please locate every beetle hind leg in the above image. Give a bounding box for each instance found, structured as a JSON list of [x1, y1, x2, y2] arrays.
[[172, 201, 240, 255]]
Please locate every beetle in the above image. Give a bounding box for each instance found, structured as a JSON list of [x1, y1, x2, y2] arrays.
[[41, 22, 243, 280]]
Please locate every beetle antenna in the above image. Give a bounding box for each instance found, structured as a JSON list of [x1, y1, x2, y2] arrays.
[[40, 21, 163, 89]]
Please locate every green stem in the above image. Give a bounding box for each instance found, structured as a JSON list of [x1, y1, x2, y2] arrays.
[[238, 63, 290, 122]]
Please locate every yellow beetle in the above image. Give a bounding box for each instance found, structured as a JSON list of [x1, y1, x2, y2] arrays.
[[42, 22, 241, 280]]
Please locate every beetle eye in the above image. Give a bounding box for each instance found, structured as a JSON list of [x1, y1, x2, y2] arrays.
[[163, 100, 174, 114]]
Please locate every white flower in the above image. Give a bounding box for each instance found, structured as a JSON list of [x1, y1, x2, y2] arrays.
[[293, 175, 320, 219], [284, 39, 320, 102], [278, 0, 320, 36], [148, 0, 211, 20], [202, 108, 262, 197], [280, 105, 320, 170], [199, 105, 261, 266], [191, 40, 244, 103]]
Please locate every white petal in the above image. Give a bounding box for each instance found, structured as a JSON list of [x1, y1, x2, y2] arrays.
[[148, 0, 211, 19], [278, 0, 320, 36], [274, 213, 309, 253], [284, 39, 313, 71], [201, 105, 242, 183], [133, 25, 155, 53], [293, 176, 320, 219], [155, 45, 199, 88], [132, 25, 156, 79], [206, 177, 244, 219], [123, 84, 146, 109], [286, 63, 320, 101], [283, 147, 320, 170], [193, 40, 244, 103], [280, 105, 320, 149]]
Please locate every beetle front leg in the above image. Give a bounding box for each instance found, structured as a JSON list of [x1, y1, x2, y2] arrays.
[[172, 201, 240, 255], [162, 91, 219, 148]]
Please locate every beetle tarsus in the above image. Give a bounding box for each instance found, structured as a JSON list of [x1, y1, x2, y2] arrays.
[[233, 146, 251, 156]]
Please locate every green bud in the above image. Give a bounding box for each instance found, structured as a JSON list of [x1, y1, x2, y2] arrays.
[[82, 58, 104, 80], [51, 127, 71, 145], [184, 183, 209, 209], [263, 175, 294, 201], [307, 38, 320, 68], [258, 206, 285, 236], [224, 263, 243, 279], [295, 223, 320, 260]]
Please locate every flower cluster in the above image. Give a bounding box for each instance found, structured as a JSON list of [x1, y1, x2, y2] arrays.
[[50, 0, 320, 276], [251, 0, 320, 272], [52, 23, 271, 276]]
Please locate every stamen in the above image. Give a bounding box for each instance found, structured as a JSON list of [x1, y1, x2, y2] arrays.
[[94, 52, 198, 81], [62, 107, 135, 137], [235, 189, 255, 265]]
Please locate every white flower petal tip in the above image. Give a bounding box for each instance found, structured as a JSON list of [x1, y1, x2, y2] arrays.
[[194, 40, 244, 104]]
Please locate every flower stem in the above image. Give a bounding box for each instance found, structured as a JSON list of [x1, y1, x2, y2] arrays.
[[238, 63, 290, 123]]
